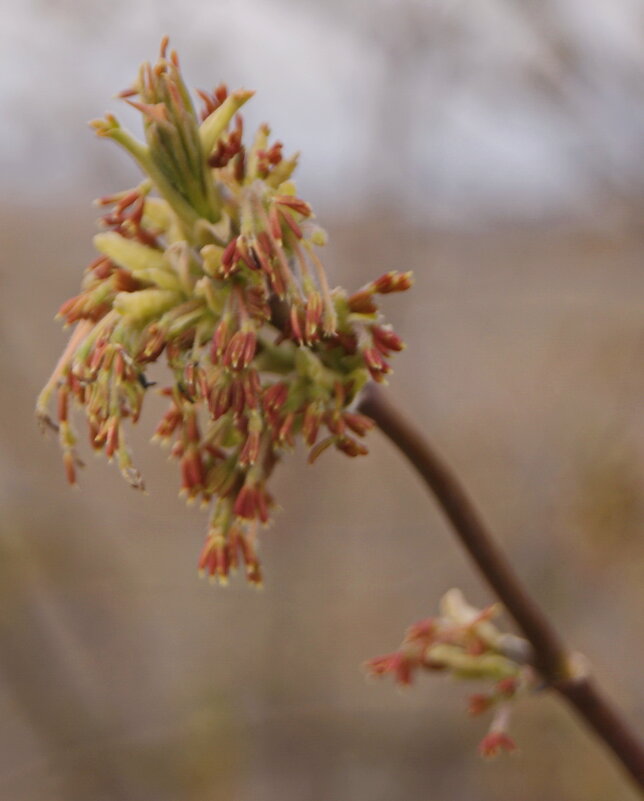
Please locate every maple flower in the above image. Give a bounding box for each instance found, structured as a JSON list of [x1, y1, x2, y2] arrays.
[[365, 589, 536, 756], [36, 39, 411, 586]]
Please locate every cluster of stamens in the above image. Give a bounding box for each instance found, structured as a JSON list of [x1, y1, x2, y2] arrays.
[[365, 590, 535, 757], [37, 39, 412, 586]]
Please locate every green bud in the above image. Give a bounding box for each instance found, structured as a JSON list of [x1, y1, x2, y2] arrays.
[[114, 289, 183, 321], [141, 197, 172, 231], [309, 226, 328, 247], [134, 268, 183, 292], [199, 90, 254, 157], [94, 232, 167, 275], [295, 347, 324, 383], [201, 244, 224, 277], [440, 588, 502, 649], [427, 645, 518, 680], [265, 155, 300, 188]]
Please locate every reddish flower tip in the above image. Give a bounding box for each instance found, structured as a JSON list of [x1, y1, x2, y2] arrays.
[[364, 652, 414, 686], [468, 694, 494, 717], [478, 732, 517, 759]]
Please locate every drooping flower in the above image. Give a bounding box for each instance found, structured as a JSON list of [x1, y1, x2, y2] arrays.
[[36, 39, 412, 586]]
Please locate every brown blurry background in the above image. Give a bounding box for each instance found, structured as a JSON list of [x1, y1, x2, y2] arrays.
[[1, 1, 643, 799]]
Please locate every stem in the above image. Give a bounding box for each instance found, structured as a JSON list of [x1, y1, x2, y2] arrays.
[[358, 384, 644, 791]]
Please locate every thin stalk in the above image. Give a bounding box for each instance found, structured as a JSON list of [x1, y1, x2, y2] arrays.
[[358, 384, 644, 792]]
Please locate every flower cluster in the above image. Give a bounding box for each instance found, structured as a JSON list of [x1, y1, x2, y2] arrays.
[[364, 589, 536, 757], [36, 39, 411, 586]]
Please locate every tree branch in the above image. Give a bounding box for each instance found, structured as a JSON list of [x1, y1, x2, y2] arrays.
[[358, 384, 644, 791]]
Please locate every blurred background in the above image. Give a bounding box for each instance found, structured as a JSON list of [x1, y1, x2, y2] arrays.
[[1, 0, 643, 798]]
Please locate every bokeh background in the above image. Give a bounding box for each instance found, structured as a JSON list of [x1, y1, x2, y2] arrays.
[[1, 1, 643, 799]]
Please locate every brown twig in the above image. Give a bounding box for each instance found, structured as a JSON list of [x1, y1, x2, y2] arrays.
[[358, 384, 644, 791]]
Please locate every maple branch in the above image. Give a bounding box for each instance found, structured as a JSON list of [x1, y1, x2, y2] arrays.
[[358, 384, 644, 791]]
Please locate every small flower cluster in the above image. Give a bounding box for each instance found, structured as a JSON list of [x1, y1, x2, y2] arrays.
[[37, 40, 411, 586], [365, 589, 536, 757]]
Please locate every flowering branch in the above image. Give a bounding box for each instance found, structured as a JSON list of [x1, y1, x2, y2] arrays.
[[358, 384, 644, 790], [36, 38, 643, 792]]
